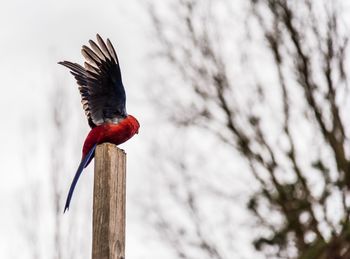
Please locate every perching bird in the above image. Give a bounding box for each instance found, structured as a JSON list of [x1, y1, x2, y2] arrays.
[[59, 34, 139, 213]]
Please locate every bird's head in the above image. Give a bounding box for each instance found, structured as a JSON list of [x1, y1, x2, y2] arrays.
[[127, 114, 140, 135]]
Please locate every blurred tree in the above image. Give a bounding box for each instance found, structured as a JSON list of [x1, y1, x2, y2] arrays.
[[50, 77, 66, 259], [147, 0, 350, 258], [19, 76, 91, 259], [49, 77, 92, 259]]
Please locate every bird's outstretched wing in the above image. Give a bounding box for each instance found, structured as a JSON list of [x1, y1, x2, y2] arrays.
[[59, 34, 126, 128]]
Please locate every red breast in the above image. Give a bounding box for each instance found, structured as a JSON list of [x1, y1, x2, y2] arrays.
[[82, 115, 140, 158]]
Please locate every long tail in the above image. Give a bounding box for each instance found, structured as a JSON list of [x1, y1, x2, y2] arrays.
[[64, 144, 97, 213]]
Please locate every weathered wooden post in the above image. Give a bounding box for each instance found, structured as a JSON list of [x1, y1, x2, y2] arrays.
[[92, 143, 126, 259]]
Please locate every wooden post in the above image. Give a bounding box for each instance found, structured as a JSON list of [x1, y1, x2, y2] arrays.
[[92, 143, 126, 259]]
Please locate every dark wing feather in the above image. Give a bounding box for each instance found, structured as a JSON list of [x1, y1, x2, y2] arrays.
[[59, 34, 126, 128]]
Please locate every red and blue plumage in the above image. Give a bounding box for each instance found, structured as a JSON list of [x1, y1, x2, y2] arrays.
[[59, 34, 139, 212]]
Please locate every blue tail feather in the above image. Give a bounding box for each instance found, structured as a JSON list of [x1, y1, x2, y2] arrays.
[[64, 144, 97, 213]]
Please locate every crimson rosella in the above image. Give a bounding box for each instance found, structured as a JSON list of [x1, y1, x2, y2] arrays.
[[59, 34, 139, 213]]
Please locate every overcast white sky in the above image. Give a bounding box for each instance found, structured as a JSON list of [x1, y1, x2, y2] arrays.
[[6, 1, 350, 258], [0, 0, 167, 258], [0, 0, 280, 258], [0, 0, 263, 257]]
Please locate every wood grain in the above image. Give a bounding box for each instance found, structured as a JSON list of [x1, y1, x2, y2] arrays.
[[92, 143, 126, 259]]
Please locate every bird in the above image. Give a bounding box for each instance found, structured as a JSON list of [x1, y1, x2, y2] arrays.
[[59, 34, 139, 213]]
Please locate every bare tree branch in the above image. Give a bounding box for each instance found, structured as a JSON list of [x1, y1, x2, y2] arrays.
[[147, 0, 350, 258]]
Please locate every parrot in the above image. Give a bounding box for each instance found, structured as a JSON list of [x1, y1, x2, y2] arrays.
[[59, 34, 139, 213]]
